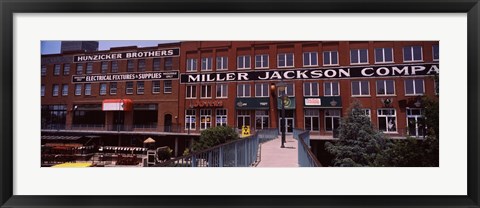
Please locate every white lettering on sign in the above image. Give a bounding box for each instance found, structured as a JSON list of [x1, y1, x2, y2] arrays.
[[305, 98, 321, 106]]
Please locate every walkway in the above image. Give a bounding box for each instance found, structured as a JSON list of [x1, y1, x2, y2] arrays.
[[256, 135, 299, 167]]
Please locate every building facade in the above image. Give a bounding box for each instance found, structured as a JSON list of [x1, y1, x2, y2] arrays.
[[60, 41, 99, 53]]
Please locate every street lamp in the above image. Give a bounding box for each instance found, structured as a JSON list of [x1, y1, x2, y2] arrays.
[[276, 82, 287, 148]]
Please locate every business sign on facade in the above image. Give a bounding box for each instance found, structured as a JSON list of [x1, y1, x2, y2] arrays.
[[72, 71, 179, 83], [180, 63, 439, 83], [235, 98, 270, 110], [277, 97, 296, 109], [305, 98, 321, 106], [303, 97, 342, 108], [73, 48, 180, 63]]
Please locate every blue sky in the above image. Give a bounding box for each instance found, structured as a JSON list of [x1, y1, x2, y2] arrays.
[[41, 40, 179, 55]]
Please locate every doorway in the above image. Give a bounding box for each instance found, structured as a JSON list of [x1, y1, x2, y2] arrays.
[[164, 114, 172, 132], [113, 111, 125, 131]]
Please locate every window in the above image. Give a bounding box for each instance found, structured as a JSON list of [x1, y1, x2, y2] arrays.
[[351, 81, 370, 96], [76, 64, 83, 75], [101, 62, 108, 73], [41, 65, 47, 76], [278, 53, 294, 67], [216, 84, 228, 98], [201, 85, 212, 98], [63, 64, 70, 75], [304, 109, 319, 131], [127, 60, 134, 72], [138, 59, 146, 72], [303, 82, 319, 97], [153, 58, 161, 71], [237, 84, 251, 97], [237, 55, 251, 69], [432, 45, 439, 61], [377, 109, 397, 133], [303, 52, 318, 66], [126, 82, 134, 94], [200, 109, 212, 130], [325, 109, 340, 131], [350, 49, 369, 64], [323, 51, 338, 66], [111, 61, 118, 73], [278, 83, 294, 97], [376, 80, 395, 95], [75, 84, 82, 95], [185, 109, 196, 130], [137, 81, 144, 94], [164, 80, 172, 93], [255, 110, 269, 130], [52, 84, 59, 96], [186, 58, 197, 72], [100, 83, 107, 95], [84, 84, 91, 95], [216, 56, 228, 70], [86, 63, 93, 74], [216, 109, 227, 127], [237, 110, 250, 130], [201, 57, 212, 71], [407, 108, 425, 137], [405, 79, 424, 95], [255, 83, 269, 97], [324, 82, 339, 96], [434, 78, 439, 95], [152, 81, 160, 93], [164, 57, 172, 70], [403, 46, 423, 62], [41, 85, 45, 96], [360, 109, 371, 121], [109, 82, 117, 95], [375, 47, 393, 63], [186, 85, 197, 98], [54, 64, 61, 75], [255, 54, 269, 69], [62, 84, 68, 96]]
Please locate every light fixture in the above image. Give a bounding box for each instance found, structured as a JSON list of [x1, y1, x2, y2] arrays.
[[330, 99, 338, 107], [414, 99, 422, 108]]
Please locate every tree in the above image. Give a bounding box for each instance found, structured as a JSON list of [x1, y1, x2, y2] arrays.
[[156, 146, 173, 162], [191, 126, 239, 152], [325, 100, 389, 167]]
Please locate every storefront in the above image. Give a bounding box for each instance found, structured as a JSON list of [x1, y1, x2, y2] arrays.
[[235, 98, 270, 131], [303, 96, 342, 135], [277, 96, 296, 133]]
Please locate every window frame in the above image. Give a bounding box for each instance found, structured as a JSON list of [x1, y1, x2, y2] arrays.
[[186, 58, 197, 72], [216, 109, 228, 127], [403, 46, 424, 62], [186, 85, 197, 99], [432, 45, 439, 62], [136, 81, 145, 95], [350, 48, 369, 65], [109, 82, 117, 95], [237, 55, 251, 70], [374, 47, 394, 64], [63, 64, 70, 75], [377, 108, 398, 133], [277, 53, 294, 68], [125, 82, 134, 95], [255, 54, 269, 69], [99, 83, 107, 95], [53, 64, 61, 76], [52, 84, 59, 96], [237, 84, 251, 98], [201, 57, 213, 71], [84, 83, 92, 96], [322, 51, 339, 66], [75, 84, 82, 96], [216, 83, 228, 98], [376, 80, 396, 96], [303, 52, 318, 67], [351, 80, 371, 97], [61, 84, 68, 96], [404, 79, 425, 96], [303, 82, 319, 97], [324, 81, 340, 96], [255, 83, 270, 97], [216, 56, 228, 71], [164, 80, 172, 94]]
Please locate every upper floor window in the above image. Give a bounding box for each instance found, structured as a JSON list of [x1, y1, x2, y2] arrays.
[[216, 56, 228, 70], [432, 45, 439, 61], [255, 83, 269, 97], [41, 65, 47, 76], [41, 85, 45, 97], [63, 64, 70, 75], [86, 63, 93, 74], [186, 58, 197, 72], [153, 58, 161, 71], [186, 85, 197, 98], [164, 57, 173, 70], [101, 61, 108, 74], [374, 47, 393, 63], [303, 82, 319, 97], [216, 84, 228, 98], [303, 52, 318, 66], [76, 64, 83, 75], [351, 80, 370, 96], [137, 81, 144, 94], [152, 81, 160, 94], [138, 59, 146, 72], [278, 53, 294, 68], [237, 55, 251, 69], [62, 84, 68, 96], [84, 83, 92, 95], [405, 79, 424, 95], [403, 46, 423, 62], [237, 84, 251, 97], [54, 64, 61, 76], [126, 82, 134, 95], [100, 83, 107, 95], [52, 84, 59, 96], [75, 84, 82, 95], [255, 54, 269, 69], [324, 81, 339, 96], [376, 80, 395, 95], [201, 85, 212, 98], [164, 80, 172, 93], [350, 49, 368, 65], [278, 83, 294, 97], [323, 51, 338, 66], [110, 82, 117, 95], [201, 57, 213, 71], [127, 60, 134, 72], [377, 109, 397, 133], [111, 61, 118, 73]]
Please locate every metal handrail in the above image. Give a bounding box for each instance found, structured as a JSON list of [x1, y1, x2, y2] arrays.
[[294, 129, 322, 167]]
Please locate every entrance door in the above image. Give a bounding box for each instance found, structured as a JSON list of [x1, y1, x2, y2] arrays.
[[164, 114, 172, 132], [279, 118, 294, 134], [113, 111, 124, 131]]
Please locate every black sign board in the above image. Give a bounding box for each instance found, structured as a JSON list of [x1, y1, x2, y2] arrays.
[[72, 71, 179, 83], [180, 63, 439, 83], [73, 48, 180, 63]]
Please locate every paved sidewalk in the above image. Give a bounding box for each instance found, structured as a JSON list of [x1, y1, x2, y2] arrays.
[[256, 135, 299, 167]]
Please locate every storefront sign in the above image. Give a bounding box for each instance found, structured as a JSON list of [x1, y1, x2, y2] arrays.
[[235, 98, 270, 110], [180, 63, 439, 83], [305, 98, 321, 106], [72, 71, 179, 83], [73, 48, 180, 63], [102, 99, 133, 111], [277, 97, 296, 109], [303, 97, 342, 108], [193, 101, 223, 108]]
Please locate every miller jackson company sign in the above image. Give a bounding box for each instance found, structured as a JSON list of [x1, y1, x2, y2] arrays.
[[73, 48, 180, 63], [72, 71, 179, 83], [180, 63, 439, 83]]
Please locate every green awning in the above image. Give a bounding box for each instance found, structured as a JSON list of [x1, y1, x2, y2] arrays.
[[235, 98, 270, 110]]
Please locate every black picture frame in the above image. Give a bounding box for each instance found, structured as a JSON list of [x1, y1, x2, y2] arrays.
[[1, 0, 479, 207]]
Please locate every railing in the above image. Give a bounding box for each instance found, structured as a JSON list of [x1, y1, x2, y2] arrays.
[[42, 124, 190, 134], [256, 128, 279, 143], [294, 129, 322, 167], [156, 133, 259, 167]]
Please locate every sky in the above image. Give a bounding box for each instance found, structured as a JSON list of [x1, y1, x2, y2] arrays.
[[41, 40, 179, 55]]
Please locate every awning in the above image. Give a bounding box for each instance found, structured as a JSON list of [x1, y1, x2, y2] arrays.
[[102, 99, 133, 111], [235, 98, 270, 110], [143, 137, 156, 143]]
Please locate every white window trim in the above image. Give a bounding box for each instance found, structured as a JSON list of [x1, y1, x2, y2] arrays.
[[201, 57, 213, 71], [351, 80, 371, 97], [303, 82, 319, 97], [41, 85, 45, 97], [432, 45, 439, 62], [237, 84, 251, 98], [75, 84, 82, 96], [324, 82, 340, 96], [216, 56, 228, 71], [350, 49, 369, 65], [404, 79, 425, 96], [62, 85, 68, 96], [255, 54, 269, 69], [403, 46, 424, 63], [277, 83, 295, 97], [324, 109, 340, 132], [304, 110, 320, 131], [322, 51, 339, 66], [125, 82, 134, 95], [237, 55, 251, 70], [216, 84, 228, 99], [84, 84, 92, 96], [163, 81, 172, 94], [186, 58, 197, 72], [185, 109, 196, 130], [277, 53, 295, 68], [99, 83, 107, 95], [255, 83, 270, 97], [186, 85, 197, 99], [376, 80, 396, 96], [52, 84, 59, 96], [303, 52, 319, 67], [152, 81, 161, 94], [110, 83, 117, 95], [374, 47, 395, 64], [136, 82, 145, 95], [360, 108, 372, 121], [216, 109, 228, 126], [200, 85, 212, 99], [377, 108, 398, 133], [200, 109, 212, 130]]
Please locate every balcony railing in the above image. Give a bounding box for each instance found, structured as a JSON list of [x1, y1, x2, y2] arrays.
[[42, 124, 191, 134]]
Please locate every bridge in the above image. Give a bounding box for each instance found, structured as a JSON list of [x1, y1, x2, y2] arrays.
[[156, 129, 321, 167]]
